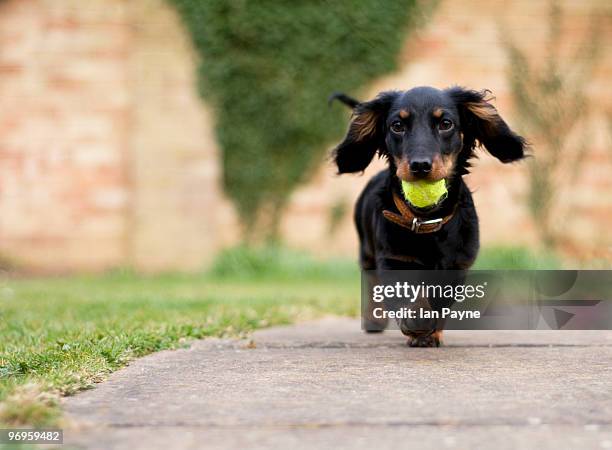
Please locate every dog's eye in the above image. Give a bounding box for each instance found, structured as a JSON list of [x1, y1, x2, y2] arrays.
[[390, 121, 405, 134], [438, 119, 454, 131]]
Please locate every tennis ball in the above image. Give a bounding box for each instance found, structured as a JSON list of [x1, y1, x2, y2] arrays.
[[401, 179, 448, 208]]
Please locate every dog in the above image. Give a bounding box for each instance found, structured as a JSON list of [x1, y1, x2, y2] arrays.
[[330, 86, 526, 347]]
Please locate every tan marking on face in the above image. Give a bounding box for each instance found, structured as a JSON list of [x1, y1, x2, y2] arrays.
[[352, 110, 377, 141], [397, 152, 457, 182], [399, 109, 410, 119], [395, 157, 412, 181], [430, 153, 457, 180], [432, 107, 443, 119]]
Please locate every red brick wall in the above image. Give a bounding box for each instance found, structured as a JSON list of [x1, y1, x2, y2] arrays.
[[0, 0, 231, 272], [0, 0, 131, 271]]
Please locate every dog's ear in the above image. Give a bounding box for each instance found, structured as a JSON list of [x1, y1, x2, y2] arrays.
[[447, 87, 526, 163], [333, 91, 398, 173]]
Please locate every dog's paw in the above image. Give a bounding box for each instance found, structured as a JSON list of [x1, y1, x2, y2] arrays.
[[406, 331, 443, 348]]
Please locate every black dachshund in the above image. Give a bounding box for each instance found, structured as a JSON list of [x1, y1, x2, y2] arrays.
[[330, 87, 526, 347]]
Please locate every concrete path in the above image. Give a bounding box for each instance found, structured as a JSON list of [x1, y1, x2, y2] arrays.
[[63, 318, 612, 450]]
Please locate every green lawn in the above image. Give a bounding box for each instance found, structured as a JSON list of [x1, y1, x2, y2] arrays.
[[0, 270, 359, 427], [0, 244, 560, 427]]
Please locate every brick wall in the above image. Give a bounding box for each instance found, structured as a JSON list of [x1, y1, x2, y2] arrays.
[[125, 0, 234, 272], [0, 0, 232, 272], [0, 0, 131, 271]]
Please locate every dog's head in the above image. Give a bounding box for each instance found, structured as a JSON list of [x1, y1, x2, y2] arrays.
[[333, 86, 526, 196]]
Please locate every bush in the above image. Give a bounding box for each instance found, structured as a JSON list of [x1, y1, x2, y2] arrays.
[[169, 0, 424, 238], [209, 244, 358, 280], [474, 246, 560, 270]]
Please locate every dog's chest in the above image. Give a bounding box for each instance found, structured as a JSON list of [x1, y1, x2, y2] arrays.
[[379, 215, 472, 269]]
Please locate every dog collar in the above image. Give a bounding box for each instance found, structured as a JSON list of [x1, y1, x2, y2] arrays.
[[382, 193, 454, 233]]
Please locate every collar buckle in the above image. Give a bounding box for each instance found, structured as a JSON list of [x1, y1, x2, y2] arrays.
[[411, 217, 444, 233]]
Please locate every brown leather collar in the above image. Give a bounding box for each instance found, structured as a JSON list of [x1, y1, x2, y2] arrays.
[[383, 193, 455, 233]]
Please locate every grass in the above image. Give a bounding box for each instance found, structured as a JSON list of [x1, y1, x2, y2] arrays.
[[209, 244, 358, 280], [0, 247, 360, 427], [473, 245, 560, 269], [0, 244, 558, 428]]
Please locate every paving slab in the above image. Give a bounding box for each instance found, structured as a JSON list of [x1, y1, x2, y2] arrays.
[[63, 318, 612, 449]]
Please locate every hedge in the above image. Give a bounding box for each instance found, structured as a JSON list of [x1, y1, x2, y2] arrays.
[[170, 0, 423, 238]]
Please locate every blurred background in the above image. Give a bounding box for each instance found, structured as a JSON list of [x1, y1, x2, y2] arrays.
[[0, 0, 610, 274]]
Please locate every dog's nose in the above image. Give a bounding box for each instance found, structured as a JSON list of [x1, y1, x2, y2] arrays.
[[409, 158, 432, 176]]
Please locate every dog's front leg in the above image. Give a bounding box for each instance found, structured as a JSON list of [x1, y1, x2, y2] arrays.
[[376, 257, 447, 347], [399, 293, 441, 347], [362, 270, 388, 332]]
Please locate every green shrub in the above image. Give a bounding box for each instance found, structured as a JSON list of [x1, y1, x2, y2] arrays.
[[474, 246, 560, 270], [209, 244, 358, 280], [169, 0, 424, 237]]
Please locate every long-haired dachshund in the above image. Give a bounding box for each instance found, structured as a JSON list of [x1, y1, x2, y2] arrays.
[[330, 86, 526, 347]]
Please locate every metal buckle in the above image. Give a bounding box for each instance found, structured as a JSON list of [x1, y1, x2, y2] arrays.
[[411, 217, 444, 233]]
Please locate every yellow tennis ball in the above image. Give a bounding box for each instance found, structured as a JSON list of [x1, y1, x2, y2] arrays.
[[401, 179, 448, 208]]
